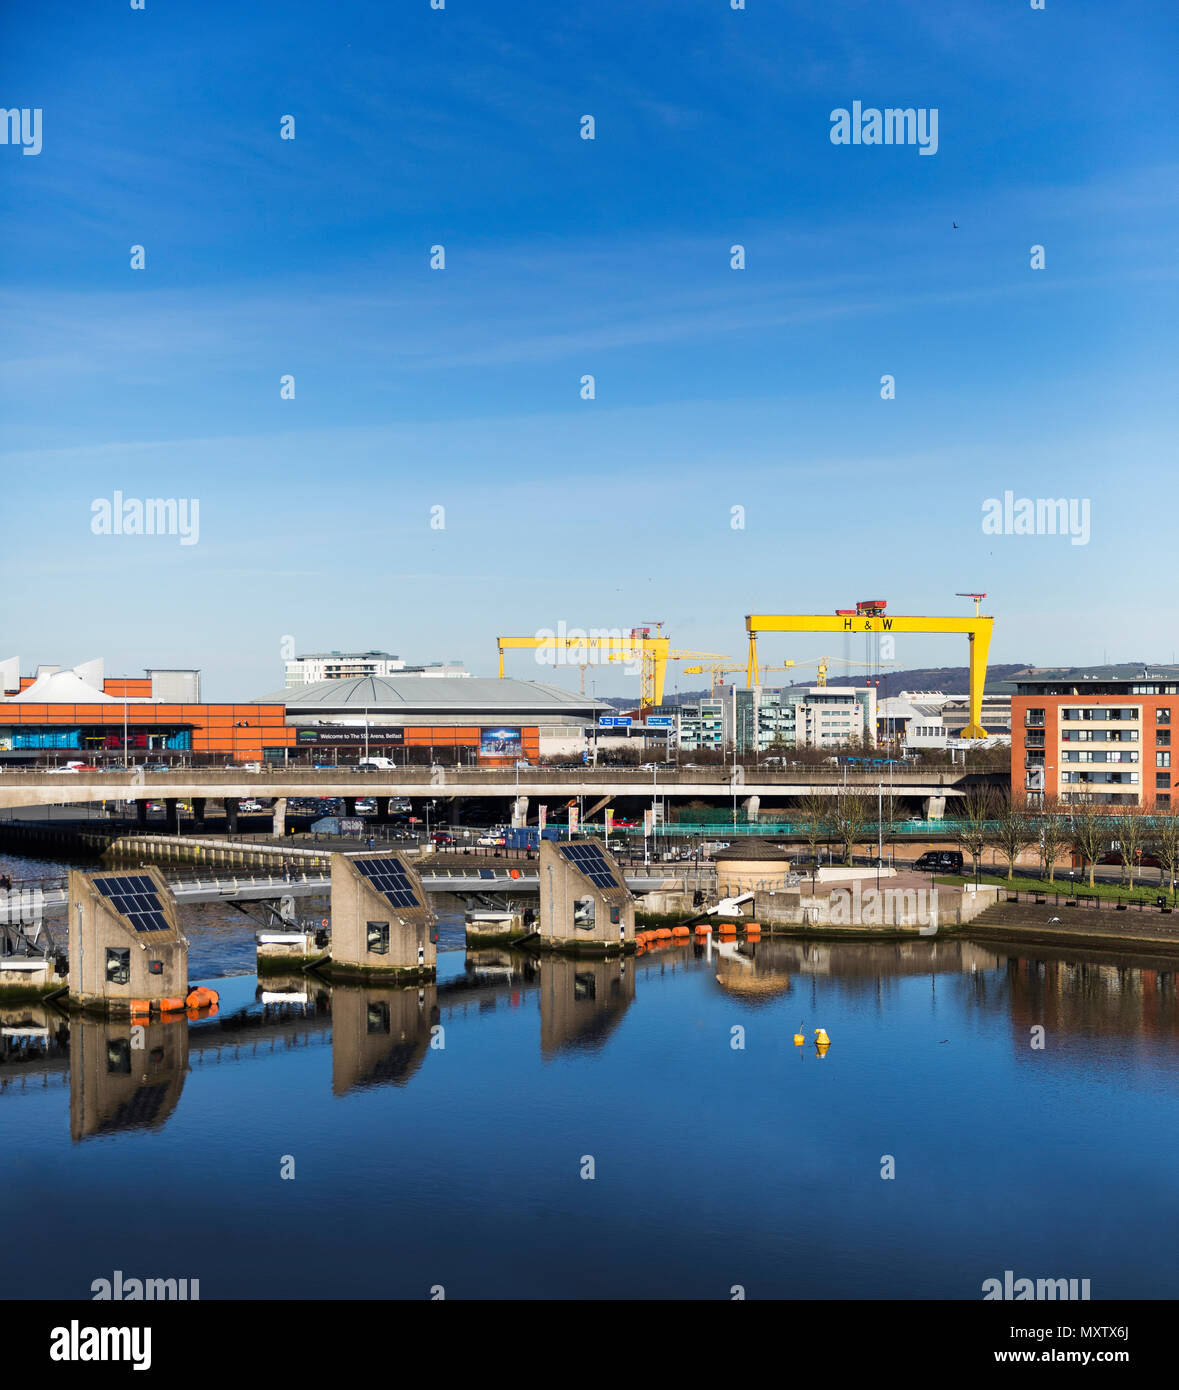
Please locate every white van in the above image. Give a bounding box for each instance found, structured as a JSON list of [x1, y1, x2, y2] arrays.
[[359, 757, 397, 771]]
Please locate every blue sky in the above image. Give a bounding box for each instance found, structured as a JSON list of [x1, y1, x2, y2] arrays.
[[3, 0, 1177, 699]]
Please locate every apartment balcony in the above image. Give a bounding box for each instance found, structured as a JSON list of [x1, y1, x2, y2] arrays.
[[1025, 712, 1046, 728]]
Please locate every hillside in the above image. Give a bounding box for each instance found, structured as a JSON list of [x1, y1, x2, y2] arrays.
[[595, 664, 1030, 710]]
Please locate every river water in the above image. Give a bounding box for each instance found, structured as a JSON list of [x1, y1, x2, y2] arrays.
[[2, 849, 1178, 1300]]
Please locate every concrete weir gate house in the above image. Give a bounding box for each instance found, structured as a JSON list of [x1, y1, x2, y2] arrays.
[[537, 838, 635, 952], [324, 852, 437, 982], [67, 867, 187, 1014]]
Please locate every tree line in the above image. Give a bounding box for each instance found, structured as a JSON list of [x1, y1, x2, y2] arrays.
[[795, 787, 1179, 889]]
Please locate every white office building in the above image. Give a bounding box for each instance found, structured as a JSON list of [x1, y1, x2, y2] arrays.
[[284, 652, 469, 687]]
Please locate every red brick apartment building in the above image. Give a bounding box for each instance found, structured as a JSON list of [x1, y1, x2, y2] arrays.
[[1012, 666, 1179, 807]]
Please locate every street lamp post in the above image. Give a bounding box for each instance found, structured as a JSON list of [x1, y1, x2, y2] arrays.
[[877, 781, 882, 890]]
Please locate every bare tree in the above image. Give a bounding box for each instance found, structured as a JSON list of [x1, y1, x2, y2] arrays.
[[798, 789, 834, 865], [1035, 796, 1070, 883], [989, 793, 1036, 881], [1147, 801, 1179, 899], [1066, 798, 1110, 888], [828, 788, 873, 865], [953, 786, 994, 880], [1113, 803, 1148, 888]]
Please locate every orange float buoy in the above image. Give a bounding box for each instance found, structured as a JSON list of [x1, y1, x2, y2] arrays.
[[656, 927, 673, 940], [672, 926, 690, 938], [159, 997, 186, 1013], [695, 923, 711, 935], [718, 923, 737, 936], [129, 999, 150, 1016], [746, 925, 761, 937]]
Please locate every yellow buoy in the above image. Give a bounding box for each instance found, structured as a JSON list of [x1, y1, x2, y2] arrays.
[[814, 1028, 830, 1046], [793, 1032, 805, 1046]]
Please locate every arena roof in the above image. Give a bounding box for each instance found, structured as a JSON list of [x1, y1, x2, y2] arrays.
[[256, 675, 612, 719]]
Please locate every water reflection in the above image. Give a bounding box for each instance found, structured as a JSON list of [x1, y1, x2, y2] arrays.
[[539, 956, 635, 1058], [71, 1014, 189, 1141], [6, 940, 1179, 1143], [330, 982, 439, 1095]]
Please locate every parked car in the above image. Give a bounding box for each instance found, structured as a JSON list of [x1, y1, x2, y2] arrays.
[[359, 757, 397, 771], [432, 831, 455, 847], [913, 851, 964, 874]]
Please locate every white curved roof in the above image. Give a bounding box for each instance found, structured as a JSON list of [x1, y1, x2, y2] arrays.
[[9, 667, 120, 703]]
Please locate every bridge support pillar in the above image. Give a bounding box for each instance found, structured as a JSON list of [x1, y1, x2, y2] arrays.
[[742, 795, 761, 822], [165, 798, 180, 833], [376, 796, 390, 821], [224, 797, 240, 834], [136, 799, 148, 827], [272, 796, 287, 838], [192, 797, 206, 825], [923, 795, 946, 821], [512, 796, 529, 828], [343, 797, 357, 817]]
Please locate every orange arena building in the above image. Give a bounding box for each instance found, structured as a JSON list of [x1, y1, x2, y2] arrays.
[[0, 668, 295, 763], [0, 665, 605, 767]]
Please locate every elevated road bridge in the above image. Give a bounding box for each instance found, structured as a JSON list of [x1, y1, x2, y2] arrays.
[[0, 765, 978, 816]]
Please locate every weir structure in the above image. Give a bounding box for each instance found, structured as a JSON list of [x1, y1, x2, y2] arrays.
[[320, 851, 437, 983], [537, 837, 635, 953], [67, 866, 188, 1015]]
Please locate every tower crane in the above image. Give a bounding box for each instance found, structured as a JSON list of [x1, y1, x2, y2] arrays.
[[683, 660, 795, 695], [790, 655, 901, 688]]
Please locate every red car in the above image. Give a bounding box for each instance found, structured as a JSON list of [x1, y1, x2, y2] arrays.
[[431, 832, 455, 847]]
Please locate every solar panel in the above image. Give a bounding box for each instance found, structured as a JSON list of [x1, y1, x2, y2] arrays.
[[94, 874, 170, 932], [559, 843, 618, 890], [353, 857, 420, 910]]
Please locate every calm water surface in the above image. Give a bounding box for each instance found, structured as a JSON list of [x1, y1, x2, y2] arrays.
[[3, 850, 1179, 1300]]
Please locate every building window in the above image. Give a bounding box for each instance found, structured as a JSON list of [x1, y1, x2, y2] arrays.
[[366, 921, 390, 955], [1157, 773, 1171, 789], [1159, 709, 1172, 724], [105, 947, 131, 986], [1158, 794, 1171, 806], [1158, 752, 1171, 768], [1159, 730, 1171, 746]]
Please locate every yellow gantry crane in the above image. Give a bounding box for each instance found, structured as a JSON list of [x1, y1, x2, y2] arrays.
[[744, 597, 995, 738], [497, 623, 728, 710]]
